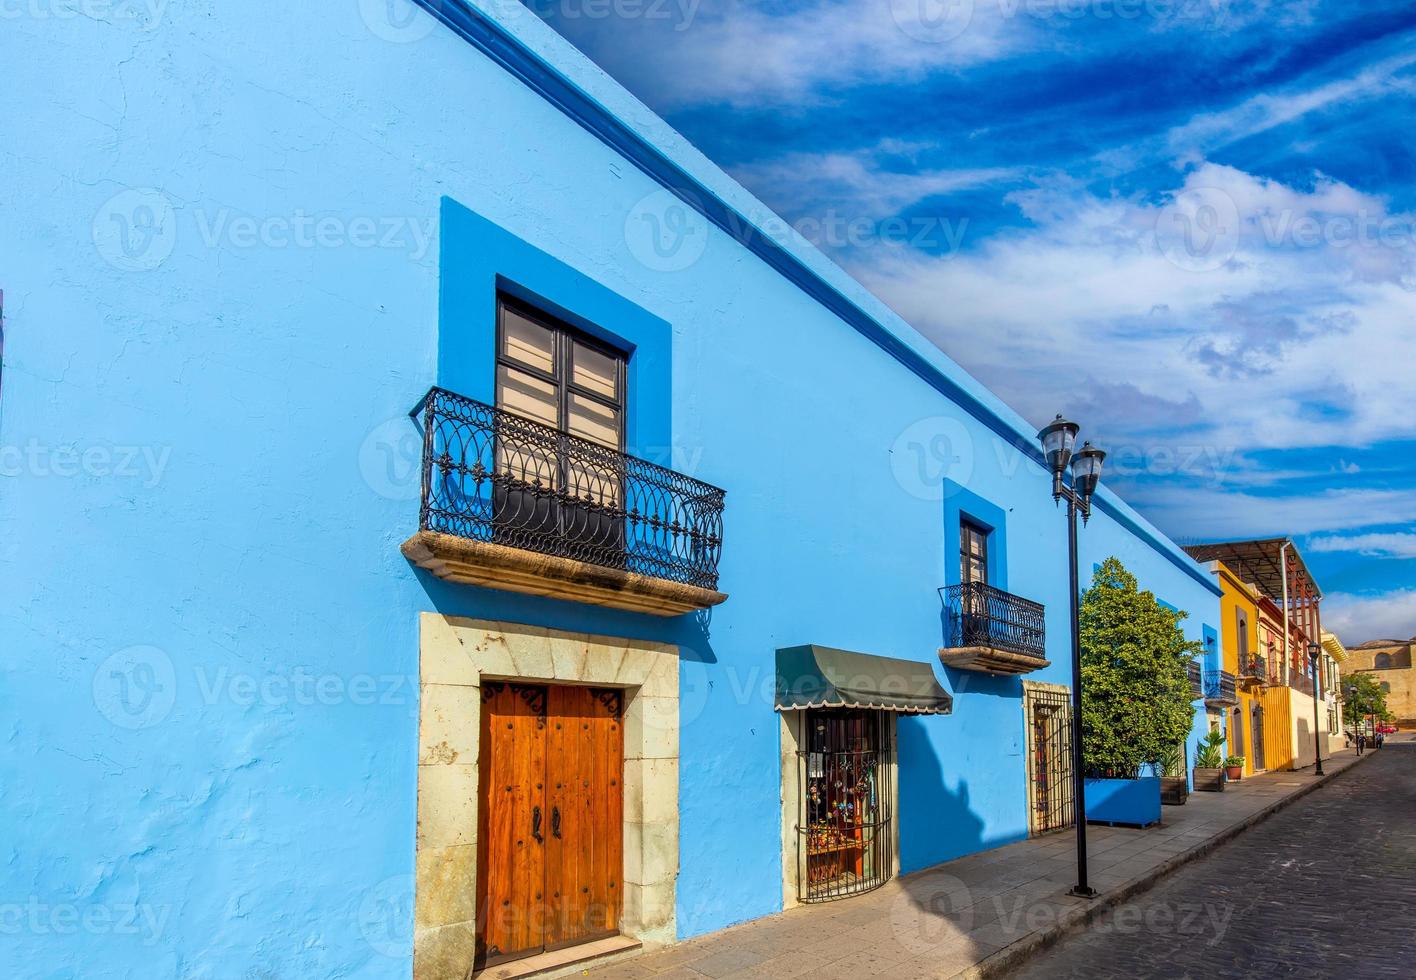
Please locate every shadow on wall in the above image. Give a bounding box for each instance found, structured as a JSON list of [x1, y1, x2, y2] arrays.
[[897, 712, 989, 870], [413, 568, 720, 664], [894, 715, 991, 965]]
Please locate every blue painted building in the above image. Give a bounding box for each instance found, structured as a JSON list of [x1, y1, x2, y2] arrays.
[[0, 2, 1221, 977]]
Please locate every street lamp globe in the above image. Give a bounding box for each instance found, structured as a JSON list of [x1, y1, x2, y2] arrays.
[[1038, 415, 1079, 478], [1072, 442, 1106, 504]]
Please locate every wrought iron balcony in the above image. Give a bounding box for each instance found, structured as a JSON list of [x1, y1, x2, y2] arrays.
[[400, 387, 727, 616], [1204, 669, 1238, 705], [1187, 660, 1202, 698], [938, 582, 1048, 675], [1239, 654, 1266, 686]]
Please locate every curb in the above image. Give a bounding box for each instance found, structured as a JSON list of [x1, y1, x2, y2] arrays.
[[955, 751, 1376, 979]]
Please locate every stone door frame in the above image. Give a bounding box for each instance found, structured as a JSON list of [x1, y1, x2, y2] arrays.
[[414, 614, 680, 979]]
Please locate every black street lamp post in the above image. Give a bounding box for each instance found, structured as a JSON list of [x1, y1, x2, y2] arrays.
[[1308, 641, 1325, 776], [1038, 415, 1106, 900]]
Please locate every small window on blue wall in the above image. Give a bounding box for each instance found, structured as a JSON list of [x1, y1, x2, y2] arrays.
[[960, 519, 989, 586], [1203, 625, 1219, 669]]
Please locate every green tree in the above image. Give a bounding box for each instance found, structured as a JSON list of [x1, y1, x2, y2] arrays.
[[1079, 557, 1202, 778], [1343, 673, 1393, 730]]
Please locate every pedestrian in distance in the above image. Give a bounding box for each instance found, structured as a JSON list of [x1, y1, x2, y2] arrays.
[[1356, 731, 1365, 755]]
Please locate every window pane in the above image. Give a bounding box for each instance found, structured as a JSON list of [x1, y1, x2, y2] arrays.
[[572, 341, 618, 400], [501, 307, 556, 375], [496, 365, 557, 428], [567, 392, 620, 449]]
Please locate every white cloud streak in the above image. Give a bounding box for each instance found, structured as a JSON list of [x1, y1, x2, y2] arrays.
[[1308, 532, 1416, 559], [1323, 589, 1416, 646]]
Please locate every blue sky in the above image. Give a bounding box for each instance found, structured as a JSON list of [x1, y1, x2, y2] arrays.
[[527, 0, 1416, 642]]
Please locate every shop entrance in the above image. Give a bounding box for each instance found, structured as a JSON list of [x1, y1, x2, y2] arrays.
[[795, 709, 895, 902]]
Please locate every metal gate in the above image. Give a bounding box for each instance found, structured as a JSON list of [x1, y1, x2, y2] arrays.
[[796, 709, 895, 903], [1024, 685, 1074, 835]]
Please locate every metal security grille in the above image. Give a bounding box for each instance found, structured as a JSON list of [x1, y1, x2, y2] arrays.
[[1024, 686, 1074, 836], [796, 710, 894, 903]]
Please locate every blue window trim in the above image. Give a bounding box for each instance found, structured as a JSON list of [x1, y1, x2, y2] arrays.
[[413, 0, 1221, 598], [439, 198, 673, 456], [943, 480, 1008, 592], [1203, 624, 1219, 669]]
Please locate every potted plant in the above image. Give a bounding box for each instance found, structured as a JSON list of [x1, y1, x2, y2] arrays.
[[1223, 755, 1244, 781], [1078, 558, 1202, 827], [1157, 742, 1188, 806], [1193, 729, 1226, 792]]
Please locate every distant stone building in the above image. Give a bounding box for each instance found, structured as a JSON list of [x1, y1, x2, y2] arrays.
[[1348, 638, 1416, 729]]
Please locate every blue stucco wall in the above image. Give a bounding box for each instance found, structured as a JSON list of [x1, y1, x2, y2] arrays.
[[0, 2, 1220, 977]]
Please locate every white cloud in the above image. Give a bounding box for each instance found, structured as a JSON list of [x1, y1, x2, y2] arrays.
[[849, 161, 1416, 457], [1165, 48, 1416, 158], [729, 145, 1017, 225], [1308, 532, 1416, 559], [1323, 589, 1416, 646], [540, 0, 1028, 109], [1115, 486, 1416, 542]]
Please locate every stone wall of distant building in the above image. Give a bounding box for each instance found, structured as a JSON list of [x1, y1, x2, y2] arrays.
[[1348, 640, 1416, 726]]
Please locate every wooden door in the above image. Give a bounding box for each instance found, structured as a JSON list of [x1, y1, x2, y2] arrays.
[[477, 683, 549, 967], [545, 686, 623, 951], [476, 683, 623, 969]]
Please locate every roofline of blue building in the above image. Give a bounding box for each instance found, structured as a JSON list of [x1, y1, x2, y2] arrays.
[[413, 0, 1223, 598]]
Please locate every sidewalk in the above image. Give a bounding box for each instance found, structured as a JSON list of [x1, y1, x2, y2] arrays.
[[577, 747, 1371, 980]]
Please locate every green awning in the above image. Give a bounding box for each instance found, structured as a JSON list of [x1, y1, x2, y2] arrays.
[[775, 645, 953, 715]]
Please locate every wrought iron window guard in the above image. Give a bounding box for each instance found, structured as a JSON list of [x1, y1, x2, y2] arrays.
[[410, 387, 726, 591], [1204, 669, 1238, 704], [1187, 660, 1203, 698], [940, 582, 1045, 659], [1240, 655, 1266, 680]]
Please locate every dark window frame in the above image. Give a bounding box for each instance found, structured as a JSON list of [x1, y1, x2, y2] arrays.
[[959, 518, 990, 586], [494, 292, 628, 450]]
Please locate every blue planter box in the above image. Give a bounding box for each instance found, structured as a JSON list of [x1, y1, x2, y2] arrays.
[[1085, 776, 1161, 828]]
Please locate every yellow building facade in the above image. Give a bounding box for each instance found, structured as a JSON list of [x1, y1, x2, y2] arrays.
[[1209, 561, 1264, 776]]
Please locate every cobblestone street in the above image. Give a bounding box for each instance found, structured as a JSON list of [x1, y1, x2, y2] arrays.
[[1013, 738, 1416, 979]]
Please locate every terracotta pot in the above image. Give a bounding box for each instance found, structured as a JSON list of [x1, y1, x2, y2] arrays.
[[1225, 766, 1242, 780]]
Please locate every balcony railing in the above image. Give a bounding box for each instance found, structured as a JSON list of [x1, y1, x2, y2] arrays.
[[938, 582, 1047, 674], [1240, 654, 1266, 683], [1187, 660, 1202, 698], [1204, 669, 1238, 704], [1287, 667, 1315, 697], [406, 387, 726, 603]]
